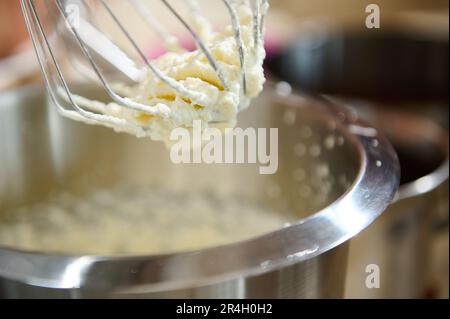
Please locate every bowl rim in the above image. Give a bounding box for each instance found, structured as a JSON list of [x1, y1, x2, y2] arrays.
[[0, 84, 400, 293]]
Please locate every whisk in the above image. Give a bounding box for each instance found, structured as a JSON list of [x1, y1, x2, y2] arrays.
[[20, 0, 268, 138]]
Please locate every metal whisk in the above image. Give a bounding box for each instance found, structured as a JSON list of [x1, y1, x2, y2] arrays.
[[20, 0, 268, 134]]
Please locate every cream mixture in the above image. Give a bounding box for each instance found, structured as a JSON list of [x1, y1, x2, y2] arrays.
[[0, 186, 288, 256], [75, 1, 268, 145]]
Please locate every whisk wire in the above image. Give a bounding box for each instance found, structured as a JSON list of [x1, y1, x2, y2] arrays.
[[100, 0, 213, 107], [222, 0, 247, 95], [22, 0, 144, 131], [56, 0, 165, 115], [160, 0, 230, 91], [20, 0, 266, 132]]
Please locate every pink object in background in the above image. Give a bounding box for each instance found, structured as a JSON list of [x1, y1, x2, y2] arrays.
[[145, 34, 287, 61]]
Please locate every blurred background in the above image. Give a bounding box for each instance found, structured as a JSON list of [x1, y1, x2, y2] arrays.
[[268, 0, 449, 299], [0, 0, 448, 299]]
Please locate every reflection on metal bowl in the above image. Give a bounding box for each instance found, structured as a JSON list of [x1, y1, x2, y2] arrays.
[[346, 108, 449, 299]]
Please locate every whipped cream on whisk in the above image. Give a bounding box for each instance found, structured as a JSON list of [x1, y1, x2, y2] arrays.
[[77, 1, 268, 145]]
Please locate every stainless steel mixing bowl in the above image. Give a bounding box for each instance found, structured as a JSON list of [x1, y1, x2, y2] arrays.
[[0, 84, 399, 298], [346, 108, 449, 299]]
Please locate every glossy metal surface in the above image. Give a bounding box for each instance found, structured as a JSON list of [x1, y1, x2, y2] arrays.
[[346, 109, 449, 299], [0, 85, 399, 298]]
